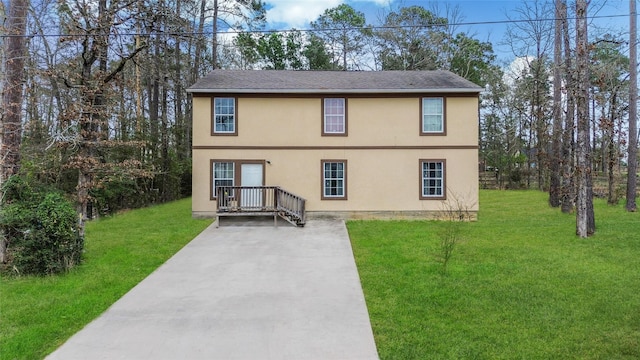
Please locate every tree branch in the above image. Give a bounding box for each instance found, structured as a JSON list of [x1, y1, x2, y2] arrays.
[[102, 44, 147, 84]]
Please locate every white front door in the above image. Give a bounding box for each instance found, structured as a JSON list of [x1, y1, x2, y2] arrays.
[[240, 163, 264, 208]]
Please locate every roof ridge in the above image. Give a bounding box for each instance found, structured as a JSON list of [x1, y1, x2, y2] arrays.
[[187, 69, 482, 94]]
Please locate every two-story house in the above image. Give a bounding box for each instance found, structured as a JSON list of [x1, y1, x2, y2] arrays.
[[187, 70, 482, 221]]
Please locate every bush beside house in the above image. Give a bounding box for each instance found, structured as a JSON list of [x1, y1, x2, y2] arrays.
[[0, 176, 83, 275]]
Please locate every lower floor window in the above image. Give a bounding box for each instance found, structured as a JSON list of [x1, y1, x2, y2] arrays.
[[212, 161, 235, 198], [211, 160, 266, 200], [421, 160, 445, 199], [322, 160, 347, 199]]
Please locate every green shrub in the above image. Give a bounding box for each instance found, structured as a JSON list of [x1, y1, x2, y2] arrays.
[[90, 177, 156, 215], [0, 176, 83, 275]]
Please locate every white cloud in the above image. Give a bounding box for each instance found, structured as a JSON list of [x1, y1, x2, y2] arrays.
[[264, 0, 393, 29], [351, 0, 392, 5], [265, 0, 343, 28], [218, 31, 238, 44], [503, 56, 534, 86]]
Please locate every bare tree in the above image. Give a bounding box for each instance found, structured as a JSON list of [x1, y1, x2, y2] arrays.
[[627, 0, 638, 212], [55, 0, 149, 235], [590, 36, 629, 204], [1, 0, 29, 263], [193, 0, 265, 77], [575, 0, 595, 237], [213, 0, 219, 68], [549, 0, 564, 206], [192, 0, 207, 81], [561, 0, 576, 213], [1, 0, 28, 182], [504, 0, 554, 190]]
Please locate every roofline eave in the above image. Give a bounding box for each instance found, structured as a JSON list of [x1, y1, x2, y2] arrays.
[[186, 88, 482, 94]]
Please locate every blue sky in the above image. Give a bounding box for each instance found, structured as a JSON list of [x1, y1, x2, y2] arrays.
[[262, 0, 632, 63]]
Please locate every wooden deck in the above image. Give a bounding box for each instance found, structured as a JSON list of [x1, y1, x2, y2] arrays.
[[216, 186, 306, 227]]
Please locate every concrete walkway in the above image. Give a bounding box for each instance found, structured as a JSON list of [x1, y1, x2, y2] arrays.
[[46, 219, 379, 360]]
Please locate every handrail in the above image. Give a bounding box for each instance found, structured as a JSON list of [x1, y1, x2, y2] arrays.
[[216, 186, 306, 226], [276, 187, 306, 225]]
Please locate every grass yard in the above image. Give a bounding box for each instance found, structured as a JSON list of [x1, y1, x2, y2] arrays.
[[0, 198, 212, 360], [348, 190, 640, 360]]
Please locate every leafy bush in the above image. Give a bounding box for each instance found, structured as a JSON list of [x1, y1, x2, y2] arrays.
[[90, 177, 157, 216], [0, 176, 83, 275]]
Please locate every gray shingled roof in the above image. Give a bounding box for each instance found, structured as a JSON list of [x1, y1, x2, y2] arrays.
[[187, 70, 482, 94]]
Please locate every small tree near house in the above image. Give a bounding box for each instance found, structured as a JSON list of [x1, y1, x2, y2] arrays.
[[434, 191, 476, 275]]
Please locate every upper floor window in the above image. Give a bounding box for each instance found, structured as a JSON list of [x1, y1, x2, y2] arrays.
[[213, 97, 236, 135], [420, 159, 445, 200], [421, 97, 445, 135], [323, 98, 347, 135], [322, 160, 347, 199]]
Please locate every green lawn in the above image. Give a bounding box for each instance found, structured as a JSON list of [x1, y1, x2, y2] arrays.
[[348, 190, 640, 359], [0, 198, 212, 360], [2, 192, 639, 359]]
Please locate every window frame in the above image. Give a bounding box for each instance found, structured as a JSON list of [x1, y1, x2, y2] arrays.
[[321, 160, 348, 200], [322, 97, 348, 136], [211, 96, 238, 136], [419, 159, 446, 200], [211, 160, 235, 199], [210, 159, 265, 200], [420, 97, 446, 135]]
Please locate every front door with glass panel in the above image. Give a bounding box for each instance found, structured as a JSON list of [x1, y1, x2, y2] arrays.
[[240, 163, 264, 208]]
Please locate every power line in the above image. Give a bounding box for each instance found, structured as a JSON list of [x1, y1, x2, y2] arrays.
[[0, 13, 630, 39]]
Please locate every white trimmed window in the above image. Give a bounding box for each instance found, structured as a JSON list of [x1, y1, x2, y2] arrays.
[[421, 160, 445, 199], [212, 162, 235, 198], [323, 98, 346, 135], [422, 97, 444, 134], [322, 160, 347, 199], [213, 97, 236, 134]]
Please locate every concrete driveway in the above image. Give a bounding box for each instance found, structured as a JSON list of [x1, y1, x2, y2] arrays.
[[46, 219, 379, 360]]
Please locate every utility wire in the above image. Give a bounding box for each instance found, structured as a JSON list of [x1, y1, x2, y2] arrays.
[[0, 13, 630, 39]]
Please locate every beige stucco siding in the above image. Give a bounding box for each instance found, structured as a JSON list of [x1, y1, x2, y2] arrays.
[[192, 148, 478, 216], [191, 94, 479, 218], [192, 96, 478, 147]]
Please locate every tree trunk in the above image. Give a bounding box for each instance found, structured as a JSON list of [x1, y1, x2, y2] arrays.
[[149, 32, 160, 161], [627, 0, 638, 212], [575, 0, 595, 237], [212, 0, 219, 69], [560, 0, 575, 213], [135, 35, 143, 136], [118, 79, 127, 140], [342, 31, 348, 70], [161, 13, 170, 201], [174, 0, 185, 161], [527, 115, 533, 188], [607, 94, 617, 204], [591, 94, 598, 173], [192, 0, 206, 82], [1, 0, 28, 182], [549, 0, 563, 206], [97, 0, 109, 142], [533, 60, 547, 191], [1, 0, 29, 263], [76, 170, 92, 238]]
